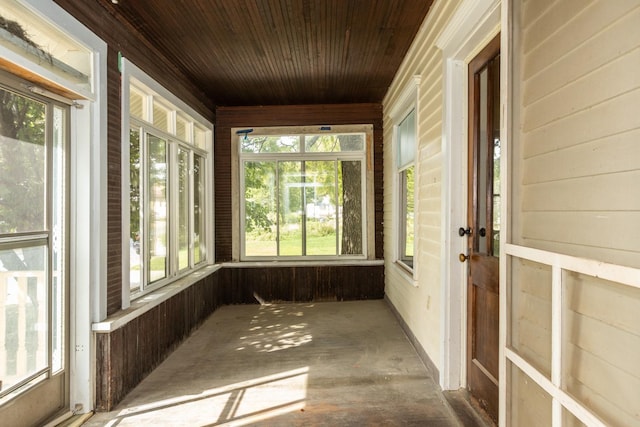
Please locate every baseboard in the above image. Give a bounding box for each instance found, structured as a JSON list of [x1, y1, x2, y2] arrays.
[[384, 296, 440, 383]]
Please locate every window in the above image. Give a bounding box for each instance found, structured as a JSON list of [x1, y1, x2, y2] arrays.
[[123, 60, 212, 297], [239, 126, 370, 260], [0, 80, 67, 400], [397, 109, 416, 270]]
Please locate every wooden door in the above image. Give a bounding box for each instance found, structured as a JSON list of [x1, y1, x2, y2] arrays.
[[465, 34, 500, 422]]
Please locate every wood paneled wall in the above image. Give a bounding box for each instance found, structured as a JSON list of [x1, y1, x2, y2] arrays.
[[219, 265, 385, 304], [95, 272, 224, 411], [215, 104, 384, 261], [55, 0, 216, 315]]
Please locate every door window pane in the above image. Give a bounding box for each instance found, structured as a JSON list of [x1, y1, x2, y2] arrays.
[[0, 245, 47, 391], [0, 89, 46, 234], [147, 135, 167, 283]]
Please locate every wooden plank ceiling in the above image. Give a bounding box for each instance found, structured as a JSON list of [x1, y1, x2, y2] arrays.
[[101, 0, 434, 107]]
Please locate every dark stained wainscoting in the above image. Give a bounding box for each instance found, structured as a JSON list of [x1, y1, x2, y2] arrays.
[[95, 271, 224, 411], [219, 264, 385, 303], [95, 263, 384, 411]]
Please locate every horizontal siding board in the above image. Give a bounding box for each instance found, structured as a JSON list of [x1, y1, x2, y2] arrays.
[[522, 0, 595, 53], [522, 1, 638, 80], [521, 211, 640, 254], [522, 129, 640, 184], [565, 343, 640, 426], [522, 170, 640, 211], [565, 273, 640, 337], [522, 6, 640, 106], [523, 47, 640, 131], [566, 311, 640, 378], [518, 238, 640, 271], [521, 0, 559, 29], [522, 88, 640, 158]]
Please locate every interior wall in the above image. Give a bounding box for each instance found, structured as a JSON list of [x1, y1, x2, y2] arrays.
[[382, 0, 461, 374], [510, 1, 640, 425]]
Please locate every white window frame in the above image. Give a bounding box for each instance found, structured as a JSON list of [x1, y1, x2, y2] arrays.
[[389, 75, 420, 282], [121, 58, 214, 306], [236, 125, 373, 261]]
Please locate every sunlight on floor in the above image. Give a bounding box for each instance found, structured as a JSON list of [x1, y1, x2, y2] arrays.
[[105, 367, 309, 426], [236, 303, 314, 352]]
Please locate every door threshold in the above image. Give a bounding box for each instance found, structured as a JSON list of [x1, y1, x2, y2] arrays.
[[443, 389, 496, 427]]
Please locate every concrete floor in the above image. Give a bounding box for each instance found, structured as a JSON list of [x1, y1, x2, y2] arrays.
[[83, 300, 472, 426]]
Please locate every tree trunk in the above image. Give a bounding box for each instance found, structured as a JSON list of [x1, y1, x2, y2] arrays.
[[338, 135, 362, 254]]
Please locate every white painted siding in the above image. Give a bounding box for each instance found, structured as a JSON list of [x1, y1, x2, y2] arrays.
[[382, 0, 461, 372], [516, 0, 640, 268], [511, 1, 640, 425]]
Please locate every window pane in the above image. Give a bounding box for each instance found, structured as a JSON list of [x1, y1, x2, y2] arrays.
[[244, 161, 277, 256], [130, 89, 144, 120], [0, 89, 46, 234], [0, 245, 47, 391], [176, 115, 188, 141], [242, 135, 300, 153], [305, 134, 364, 152], [129, 129, 141, 293], [279, 161, 303, 256], [148, 135, 167, 283], [177, 148, 189, 270], [398, 109, 415, 168], [152, 100, 168, 132], [194, 126, 206, 150], [339, 160, 363, 255], [305, 161, 337, 255], [193, 154, 206, 264], [401, 165, 414, 266]]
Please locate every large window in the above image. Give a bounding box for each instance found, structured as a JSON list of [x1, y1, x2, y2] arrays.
[[239, 127, 370, 260], [0, 81, 67, 401], [397, 109, 416, 270], [124, 63, 212, 297]]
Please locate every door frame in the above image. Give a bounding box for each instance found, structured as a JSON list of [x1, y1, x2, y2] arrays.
[[0, 0, 108, 419], [435, 0, 505, 394]]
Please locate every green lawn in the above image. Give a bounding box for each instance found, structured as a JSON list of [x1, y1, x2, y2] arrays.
[[246, 234, 338, 256]]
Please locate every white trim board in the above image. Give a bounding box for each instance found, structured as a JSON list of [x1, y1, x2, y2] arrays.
[[436, 0, 501, 392]]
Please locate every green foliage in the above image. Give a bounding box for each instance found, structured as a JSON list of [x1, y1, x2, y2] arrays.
[[0, 89, 47, 270]]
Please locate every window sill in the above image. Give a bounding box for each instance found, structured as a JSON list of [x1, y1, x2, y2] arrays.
[[92, 264, 222, 333], [223, 259, 384, 268], [393, 260, 418, 287]]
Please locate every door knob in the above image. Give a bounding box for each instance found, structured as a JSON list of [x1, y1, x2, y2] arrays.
[[479, 228, 486, 237], [459, 253, 469, 262], [458, 227, 472, 237]]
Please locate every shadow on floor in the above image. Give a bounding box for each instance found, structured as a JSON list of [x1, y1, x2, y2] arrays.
[[84, 300, 483, 426]]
